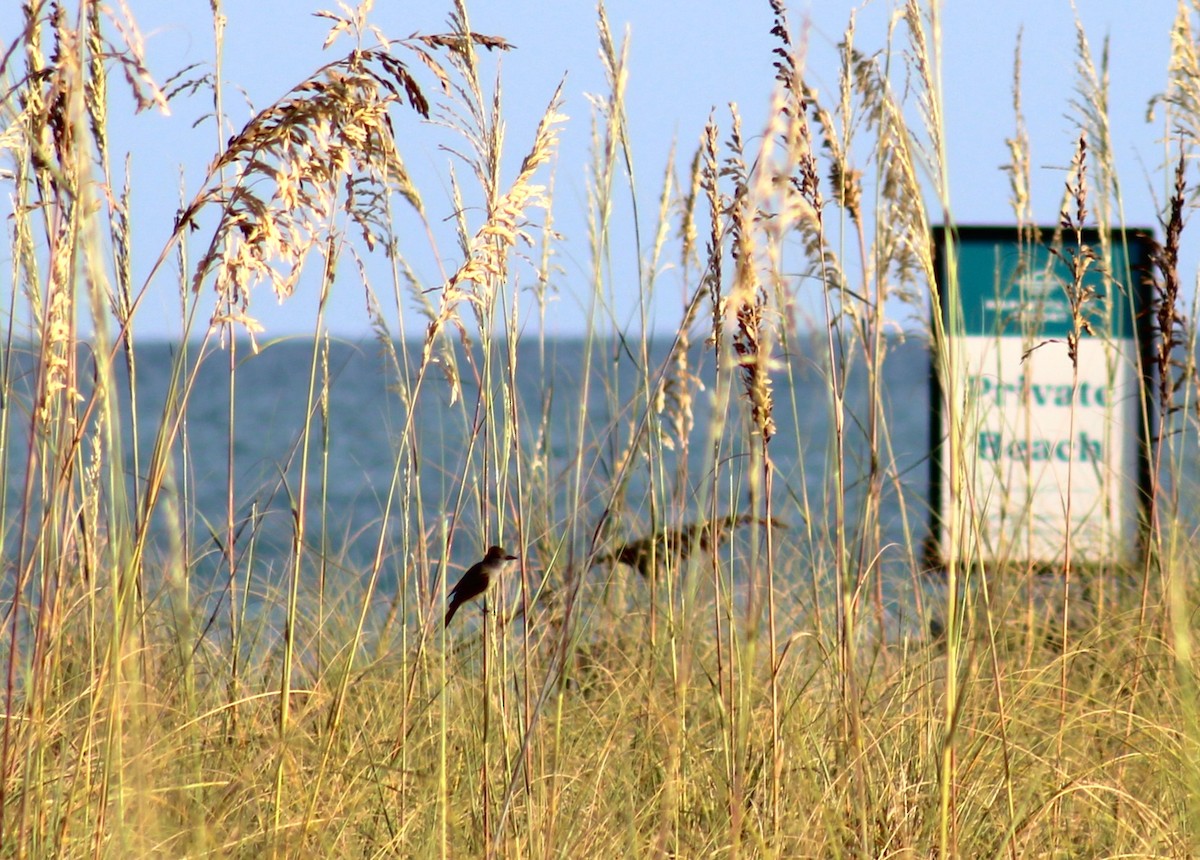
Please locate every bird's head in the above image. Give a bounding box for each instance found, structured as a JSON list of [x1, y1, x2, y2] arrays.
[[486, 545, 518, 562]]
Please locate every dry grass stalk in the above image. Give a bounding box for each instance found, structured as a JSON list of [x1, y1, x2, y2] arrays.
[[1152, 152, 1199, 438], [1005, 30, 1035, 247], [1152, 2, 1200, 142], [177, 48, 432, 339], [424, 83, 564, 342], [1055, 132, 1099, 366], [721, 109, 779, 443]]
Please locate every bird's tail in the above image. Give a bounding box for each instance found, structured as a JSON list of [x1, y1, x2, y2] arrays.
[[444, 599, 461, 628]]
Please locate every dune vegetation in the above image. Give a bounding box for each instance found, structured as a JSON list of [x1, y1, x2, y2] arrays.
[[2, 0, 1200, 856]]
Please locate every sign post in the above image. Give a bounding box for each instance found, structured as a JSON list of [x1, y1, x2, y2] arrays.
[[930, 226, 1153, 569]]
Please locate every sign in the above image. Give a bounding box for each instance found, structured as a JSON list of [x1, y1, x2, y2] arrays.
[[930, 226, 1153, 567]]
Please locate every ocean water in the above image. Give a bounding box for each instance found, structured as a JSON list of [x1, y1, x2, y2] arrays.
[[6, 334, 1194, 626], [98, 336, 929, 576]]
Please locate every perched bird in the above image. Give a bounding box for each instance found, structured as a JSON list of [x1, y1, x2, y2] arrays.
[[594, 514, 786, 579], [444, 545, 518, 628]]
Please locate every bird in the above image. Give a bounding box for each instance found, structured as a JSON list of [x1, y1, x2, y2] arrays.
[[444, 545, 518, 628], [593, 514, 786, 579]]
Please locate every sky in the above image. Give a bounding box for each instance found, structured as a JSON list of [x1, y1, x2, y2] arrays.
[[3, 1, 1187, 340]]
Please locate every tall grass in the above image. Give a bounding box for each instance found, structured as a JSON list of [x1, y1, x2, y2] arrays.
[[2, 0, 1199, 856]]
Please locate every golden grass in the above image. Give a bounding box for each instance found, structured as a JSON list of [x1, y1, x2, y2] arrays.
[[2, 0, 1200, 856]]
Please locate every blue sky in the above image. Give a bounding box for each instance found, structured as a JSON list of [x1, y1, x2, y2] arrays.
[[3, 1, 1184, 339]]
